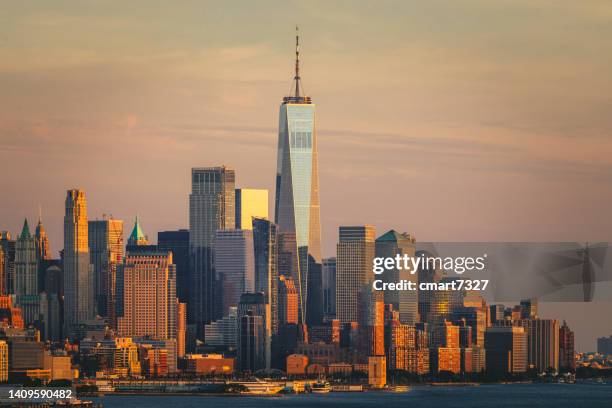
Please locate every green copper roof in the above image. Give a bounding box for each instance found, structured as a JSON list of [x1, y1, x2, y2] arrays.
[[376, 229, 411, 242], [128, 215, 147, 244], [19, 218, 31, 240]]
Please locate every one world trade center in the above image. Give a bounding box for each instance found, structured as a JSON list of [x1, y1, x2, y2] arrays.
[[274, 28, 323, 326]]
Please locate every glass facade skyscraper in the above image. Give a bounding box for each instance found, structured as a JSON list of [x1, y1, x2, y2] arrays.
[[88, 218, 124, 326], [274, 31, 322, 325], [189, 166, 235, 337], [252, 217, 278, 335]]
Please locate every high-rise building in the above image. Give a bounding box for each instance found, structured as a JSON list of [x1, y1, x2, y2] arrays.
[[0, 296, 24, 328], [527, 318, 559, 372], [485, 326, 527, 375], [520, 298, 538, 319], [597, 335, 612, 355], [322, 257, 336, 320], [158, 229, 190, 304], [88, 218, 124, 325], [0, 247, 4, 296], [431, 320, 460, 348], [375, 230, 418, 324], [238, 311, 264, 372], [252, 218, 278, 334], [274, 31, 322, 326], [453, 306, 487, 347], [490, 304, 506, 325], [34, 217, 50, 261], [117, 250, 177, 341], [235, 189, 268, 230], [278, 275, 298, 326], [419, 277, 465, 326], [215, 229, 255, 317], [358, 284, 384, 358], [13, 220, 40, 329], [336, 226, 375, 324], [63, 189, 94, 337], [176, 301, 186, 358], [189, 166, 235, 336], [0, 340, 7, 382], [385, 318, 427, 373], [15, 219, 37, 296], [39, 292, 62, 342], [237, 292, 271, 371], [35, 217, 53, 293], [558, 321, 575, 372], [204, 306, 237, 348], [0, 232, 15, 295]]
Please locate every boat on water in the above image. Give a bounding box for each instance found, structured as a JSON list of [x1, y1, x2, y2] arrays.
[[384, 385, 410, 392], [311, 381, 332, 394], [51, 399, 101, 407], [233, 379, 284, 395]]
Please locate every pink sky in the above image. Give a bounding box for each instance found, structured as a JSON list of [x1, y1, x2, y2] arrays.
[[1, 1, 611, 350]]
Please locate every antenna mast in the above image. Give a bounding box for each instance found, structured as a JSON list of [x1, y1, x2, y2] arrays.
[[294, 25, 300, 98]]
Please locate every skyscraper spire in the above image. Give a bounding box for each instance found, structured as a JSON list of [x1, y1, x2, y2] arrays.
[[294, 25, 301, 98], [285, 26, 311, 104], [20, 218, 31, 240], [128, 214, 149, 247], [35, 210, 51, 260]]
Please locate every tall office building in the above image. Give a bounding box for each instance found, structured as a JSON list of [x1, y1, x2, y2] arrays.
[[63, 189, 94, 337], [158, 229, 190, 304], [237, 292, 271, 370], [235, 189, 268, 230], [336, 226, 376, 323], [238, 311, 264, 372], [520, 298, 538, 319], [117, 250, 177, 341], [358, 284, 384, 358], [375, 230, 417, 324], [490, 304, 506, 324], [278, 275, 298, 326], [274, 31, 322, 326], [88, 218, 124, 325], [189, 166, 235, 336], [558, 321, 575, 372], [0, 247, 4, 296], [252, 218, 278, 334], [322, 257, 336, 320], [419, 277, 465, 325], [215, 229, 255, 317], [34, 218, 50, 261], [1, 232, 16, 295], [204, 306, 238, 348], [453, 305, 487, 347], [204, 306, 238, 350], [485, 326, 528, 375], [14, 219, 37, 296], [176, 301, 186, 358], [0, 340, 7, 382], [597, 335, 612, 355], [528, 318, 559, 372], [35, 217, 52, 294]]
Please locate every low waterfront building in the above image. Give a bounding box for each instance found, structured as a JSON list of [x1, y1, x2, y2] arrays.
[[286, 354, 308, 376], [178, 354, 234, 376]]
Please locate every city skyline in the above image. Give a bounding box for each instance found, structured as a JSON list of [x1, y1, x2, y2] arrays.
[[1, 1, 611, 352]]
